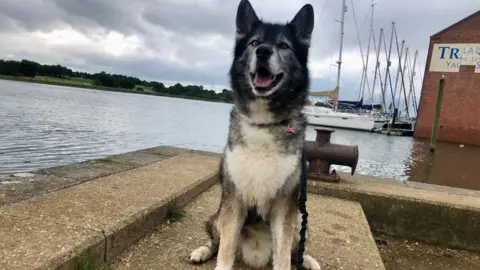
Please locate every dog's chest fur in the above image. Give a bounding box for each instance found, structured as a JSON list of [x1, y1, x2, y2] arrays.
[[224, 108, 301, 216]]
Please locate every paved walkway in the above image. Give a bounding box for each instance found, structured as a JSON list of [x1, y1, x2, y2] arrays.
[[108, 185, 385, 270]]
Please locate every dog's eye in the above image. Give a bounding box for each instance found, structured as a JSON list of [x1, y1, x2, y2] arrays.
[[250, 40, 260, 47], [278, 42, 290, 50]]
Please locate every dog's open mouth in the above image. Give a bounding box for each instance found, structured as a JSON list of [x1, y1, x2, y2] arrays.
[[250, 67, 284, 90]]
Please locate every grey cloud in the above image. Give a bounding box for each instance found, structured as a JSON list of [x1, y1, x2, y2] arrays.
[[0, 0, 480, 101], [84, 53, 213, 82], [142, 0, 235, 37], [0, 0, 65, 32], [51, 0, 146, 35], [0, 15, 17, 33], [47, 42, 230, 87]]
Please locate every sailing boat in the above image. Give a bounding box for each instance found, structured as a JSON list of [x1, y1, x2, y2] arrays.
[[303, 0, 379, 132]]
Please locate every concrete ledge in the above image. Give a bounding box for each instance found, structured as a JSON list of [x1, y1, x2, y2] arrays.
[[38, 146, 193, 181], [308, 173, 480, 252], [0, 146, 196, 206], [0, 151, 220, 270], [104, 164, 219, 261]]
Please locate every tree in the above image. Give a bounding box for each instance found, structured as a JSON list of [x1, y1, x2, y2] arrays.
[[220, 89, 233, 102], [94, 71, 117, 87], [19, 59, 40, 77], [151, 82, 166, 92], [118, 79, 135, 89]]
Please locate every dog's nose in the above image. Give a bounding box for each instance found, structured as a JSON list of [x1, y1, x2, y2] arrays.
[[255, 45, 273, 60]]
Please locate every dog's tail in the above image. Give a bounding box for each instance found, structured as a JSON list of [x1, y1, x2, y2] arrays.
[[240, 223, 272, 268]]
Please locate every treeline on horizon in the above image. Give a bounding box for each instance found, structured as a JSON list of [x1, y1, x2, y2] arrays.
[[0, 59, 234, 103]]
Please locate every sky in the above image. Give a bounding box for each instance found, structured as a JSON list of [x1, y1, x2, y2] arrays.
[[1, 0, 479, 109]]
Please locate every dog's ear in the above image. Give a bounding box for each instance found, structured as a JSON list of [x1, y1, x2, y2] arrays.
[[290, 4, 314, 46], [235, 0, 259, 40]]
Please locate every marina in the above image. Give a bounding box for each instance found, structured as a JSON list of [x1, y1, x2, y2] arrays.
[[305, 0, 419, 136]]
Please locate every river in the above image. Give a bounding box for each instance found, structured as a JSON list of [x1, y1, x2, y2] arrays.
[[1, 79, 478, 190]]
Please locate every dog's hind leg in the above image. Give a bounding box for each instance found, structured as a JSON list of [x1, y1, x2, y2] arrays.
[[189, 215, 219, 263], [291, 250, 321, 270], [302, 254, 321, 270], [190, 239, 216, 263], [291, 212, 321, 270]]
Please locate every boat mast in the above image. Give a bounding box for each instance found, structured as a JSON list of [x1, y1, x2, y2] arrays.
[[334, 0, 347, 110], [371, 28, 383, 108], [406, 49, 418, 116], [399, 46, 410, 118], [351, 0, 367, 101], [393, 39, 405, 114], [360, 3, 375, 101], [382, 22, 395, 112]]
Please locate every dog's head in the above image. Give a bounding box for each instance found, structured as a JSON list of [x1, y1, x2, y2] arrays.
[[229, 0, 314, 114]]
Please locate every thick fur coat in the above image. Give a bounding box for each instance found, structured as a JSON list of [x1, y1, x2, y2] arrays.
[[189, 1, 320, 269]]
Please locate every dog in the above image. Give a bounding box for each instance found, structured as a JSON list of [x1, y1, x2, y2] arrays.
[[189, 0, 320, 269]]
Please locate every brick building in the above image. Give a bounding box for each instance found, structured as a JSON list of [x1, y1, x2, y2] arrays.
[[414, 10, 480, 145]]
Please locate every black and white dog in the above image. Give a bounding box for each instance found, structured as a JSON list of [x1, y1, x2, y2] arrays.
[[189, 0, 320, 269]]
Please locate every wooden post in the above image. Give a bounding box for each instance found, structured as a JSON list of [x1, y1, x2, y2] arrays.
[[429, 75, 445, 152]]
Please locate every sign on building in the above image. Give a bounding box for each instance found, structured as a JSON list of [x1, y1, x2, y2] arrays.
[[429, 43, 480, 73]]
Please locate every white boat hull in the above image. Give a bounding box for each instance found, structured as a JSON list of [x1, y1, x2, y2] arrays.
[[307, 114, 376, 131], [303, 106, 376, 132]]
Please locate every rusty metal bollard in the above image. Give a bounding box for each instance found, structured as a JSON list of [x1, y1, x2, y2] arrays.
[[303, 127, 359, 183]]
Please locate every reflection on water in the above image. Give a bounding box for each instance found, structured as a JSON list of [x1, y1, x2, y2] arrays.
[[0, 79, 479, 190], [406, 140, 480, 191]]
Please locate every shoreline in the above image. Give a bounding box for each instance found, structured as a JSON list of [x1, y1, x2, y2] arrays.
[[0, 76, 232, 104]]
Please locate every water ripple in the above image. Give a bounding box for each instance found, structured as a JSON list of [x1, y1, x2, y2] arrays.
[[2, 80, 480, 191]]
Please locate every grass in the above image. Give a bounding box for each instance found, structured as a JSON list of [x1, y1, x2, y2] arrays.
[[96, 157, 113, 163], [74, 257, 95, 270], [35, 75, 95, 86], [166, 201, 186, 222], [72, 249, 107, 270], [0, 75, 95, 87], [74, 257, 107, 270]]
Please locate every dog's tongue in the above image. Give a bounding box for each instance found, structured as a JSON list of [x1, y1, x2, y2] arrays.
[[254, 73, 273, 88]]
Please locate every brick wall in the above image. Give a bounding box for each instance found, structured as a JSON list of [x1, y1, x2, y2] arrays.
[[414, 12, 480, 145]]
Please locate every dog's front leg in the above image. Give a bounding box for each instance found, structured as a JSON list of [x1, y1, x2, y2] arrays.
[[270, 197, 297, 270], [214, 198, 245, 270]]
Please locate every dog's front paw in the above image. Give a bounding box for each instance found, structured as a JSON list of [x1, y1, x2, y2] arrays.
[[303, 254, 321, 270], [189, 246, 212, 264]]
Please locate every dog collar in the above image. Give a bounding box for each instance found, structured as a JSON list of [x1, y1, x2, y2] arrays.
[[248, 119, 295, 134], [281, 120, 295, 134]]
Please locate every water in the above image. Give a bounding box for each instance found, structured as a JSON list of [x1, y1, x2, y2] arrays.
[[1, 79, 479, 190]]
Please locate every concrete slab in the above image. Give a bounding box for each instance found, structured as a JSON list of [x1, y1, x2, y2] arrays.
[[1, 146, 194, 206], [0, 153, 220, 270], [0, 173, 76, 206], [38, 159, 137, 182], [109, 151, 169, 166], [140, 145, 194, 157], [108, 185, 385, 270], [37, 146, 193, 182], [308, 176, 480, 252]]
